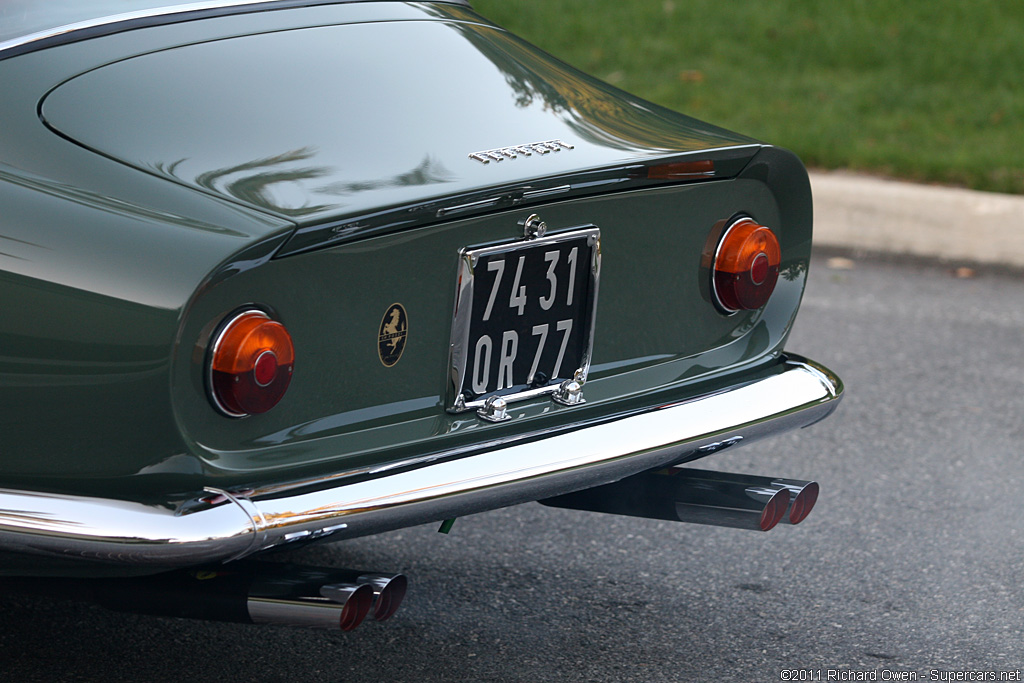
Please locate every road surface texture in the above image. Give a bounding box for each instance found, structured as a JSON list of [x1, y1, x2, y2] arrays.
[[2, 251, 1022, 682]]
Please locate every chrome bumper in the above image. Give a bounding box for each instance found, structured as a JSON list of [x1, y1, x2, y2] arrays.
[[0, 355, 842, 570]]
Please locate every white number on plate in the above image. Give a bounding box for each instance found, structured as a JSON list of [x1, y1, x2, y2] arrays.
[[554, 318, 573, 379], [497, 330, 518, 390], [566, 246, 578, 306], [472, 335, 492, 394], [527, 323, 549, 384], [473, 242, 583, 394], [483, 259, 504, 322], [539, 250, 558, 311], [509, 255, 527, 315]]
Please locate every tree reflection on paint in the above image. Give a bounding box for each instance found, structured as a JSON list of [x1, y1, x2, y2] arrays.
[[154, 150, 454, 218], [781, 260, 808, 282], [316, 155, 454, 197], [445, 17, 750, 155]]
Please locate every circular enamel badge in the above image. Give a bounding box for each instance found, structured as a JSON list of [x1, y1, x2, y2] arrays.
[[377, 303, 408, 367]]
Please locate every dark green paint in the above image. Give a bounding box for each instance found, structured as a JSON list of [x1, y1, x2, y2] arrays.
[[0, 2, 811, 500], [168, 152, 808, 494]]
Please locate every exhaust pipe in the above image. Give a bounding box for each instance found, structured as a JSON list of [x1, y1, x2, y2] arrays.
[[319, 571, 407, 622], [764, 478, 818, 525], [82, 562, 406, 630], [349, 572, 408, 621], [665, 469, 819, 525], [540, 467, 818, 532]]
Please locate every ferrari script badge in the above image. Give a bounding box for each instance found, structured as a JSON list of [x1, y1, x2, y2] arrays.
[[469, 139, 574, 164], [378, 303, 408, 367]]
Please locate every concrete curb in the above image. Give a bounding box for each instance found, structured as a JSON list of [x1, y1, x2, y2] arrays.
[[810, 171, 1024, 268]]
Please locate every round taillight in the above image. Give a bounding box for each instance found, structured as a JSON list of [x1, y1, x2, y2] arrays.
[[207, 309, 294, 417], [711, 217, 781, 313]]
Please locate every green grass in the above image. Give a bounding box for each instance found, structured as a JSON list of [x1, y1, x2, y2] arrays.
[[471, 0, 1024, 194]]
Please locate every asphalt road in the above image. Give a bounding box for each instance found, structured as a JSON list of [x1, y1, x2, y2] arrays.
[[2, 253, 1022, 682]]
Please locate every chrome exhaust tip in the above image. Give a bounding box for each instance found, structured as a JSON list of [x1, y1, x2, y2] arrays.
[[669, 468, 820, 527], [769, 479, 819, 524], [668, 478, 791, 532], [352, 573, 408, 621], [81, 561, 406, 630], [251, 581, 375, 631], [540, 467, 819, 532]]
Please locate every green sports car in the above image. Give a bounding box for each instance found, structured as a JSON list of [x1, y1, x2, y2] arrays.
[[0, 0, 842, 629]]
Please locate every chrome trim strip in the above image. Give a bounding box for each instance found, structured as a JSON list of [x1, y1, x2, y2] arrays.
[[0, 0, 472, 59], [521, 185, 572, 200], [206, 308, 268, 418], [710, 216, 758, 315], [0, 355, 841, 568], [0, 1, 277, 56]]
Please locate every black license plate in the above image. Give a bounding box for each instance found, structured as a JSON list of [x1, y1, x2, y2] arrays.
[[448, 227, 601, 412]]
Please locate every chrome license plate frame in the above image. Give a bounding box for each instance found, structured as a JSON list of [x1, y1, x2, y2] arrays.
[[447, 226, 601, 413]]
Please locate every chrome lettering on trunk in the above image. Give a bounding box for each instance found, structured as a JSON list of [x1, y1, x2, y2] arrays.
[[469, 139, 575, 164]]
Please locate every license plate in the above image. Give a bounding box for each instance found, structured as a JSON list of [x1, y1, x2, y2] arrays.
[[448, 226, 601, 412]]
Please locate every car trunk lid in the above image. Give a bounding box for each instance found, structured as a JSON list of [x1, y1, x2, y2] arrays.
[[40, 14, 758, 241]]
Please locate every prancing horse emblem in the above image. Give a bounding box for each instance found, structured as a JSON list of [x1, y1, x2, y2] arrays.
[[378, 303, 408, 367]]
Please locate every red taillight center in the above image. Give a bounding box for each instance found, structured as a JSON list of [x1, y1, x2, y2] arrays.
[[750, 252, 770, 285], [253, 350, 279, 387]]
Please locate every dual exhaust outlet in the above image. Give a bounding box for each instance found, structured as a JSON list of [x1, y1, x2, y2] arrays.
[[90, 561, 407, 631], [69, 468, 811, 631], [542, 467, 819, 532]]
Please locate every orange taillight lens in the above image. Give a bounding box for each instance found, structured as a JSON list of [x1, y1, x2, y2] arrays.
[[207, 309, 294, 417], [712, 218, 781, 312]]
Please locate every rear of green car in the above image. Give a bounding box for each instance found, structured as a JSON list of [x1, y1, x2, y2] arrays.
[[0, 0, 841, 579]]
